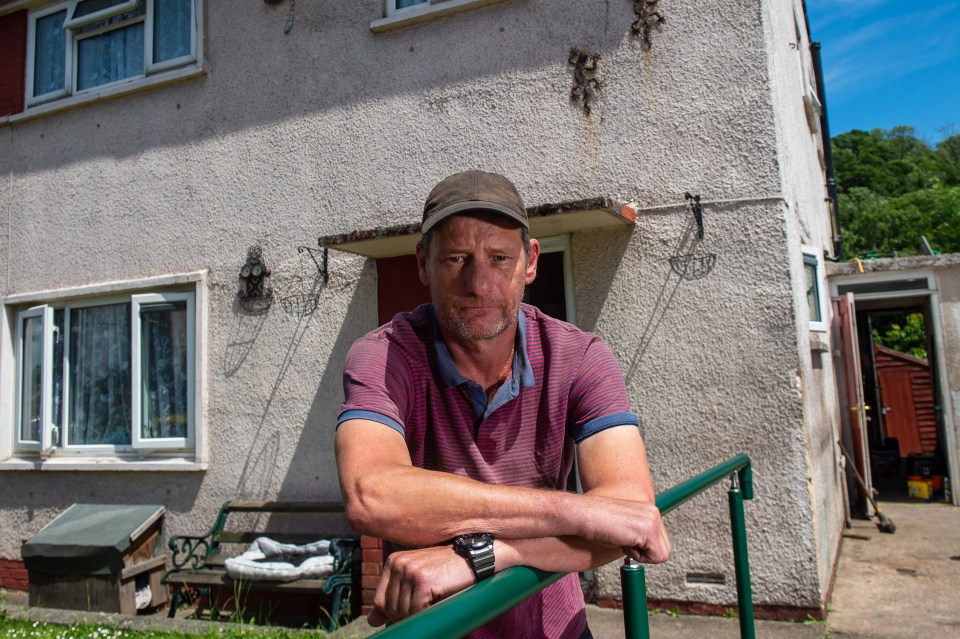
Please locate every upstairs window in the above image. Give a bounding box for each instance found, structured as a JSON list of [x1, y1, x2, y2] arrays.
[[15, 291, 196, 454], [802, 246, 828, 332], [27, 0, 196, 106]]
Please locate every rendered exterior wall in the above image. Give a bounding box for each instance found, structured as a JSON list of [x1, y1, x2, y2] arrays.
[[0, 0, 839, 612]]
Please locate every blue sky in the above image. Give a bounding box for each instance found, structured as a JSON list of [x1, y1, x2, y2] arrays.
[[805, 0, 960, 144]]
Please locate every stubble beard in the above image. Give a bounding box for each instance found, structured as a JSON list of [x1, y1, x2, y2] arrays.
[[437, 298, 521, 342]]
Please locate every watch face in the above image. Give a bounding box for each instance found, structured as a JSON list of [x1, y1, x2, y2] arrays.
[[456, 533, 492, 552], [468, 536, 489, 550]]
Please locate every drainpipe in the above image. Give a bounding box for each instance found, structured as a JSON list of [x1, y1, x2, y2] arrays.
[[810, 41, 844, 260]]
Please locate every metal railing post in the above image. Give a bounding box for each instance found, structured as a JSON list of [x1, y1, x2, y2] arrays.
[[621, 558, 650, 639], [728, 471, 756, 639]]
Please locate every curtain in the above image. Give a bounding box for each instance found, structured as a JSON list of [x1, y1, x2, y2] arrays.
[[77, 22, 144, 90], [69, 304, 132, 445], [141, 302, 189, 439], [34, 10, 67, 96], [153, 0, 192, 64]]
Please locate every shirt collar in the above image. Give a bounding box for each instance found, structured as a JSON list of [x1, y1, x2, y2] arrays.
[[430, 305, 534, 391]]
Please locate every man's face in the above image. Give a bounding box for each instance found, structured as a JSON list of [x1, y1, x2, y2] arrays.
[[417, 212, 540, 343]]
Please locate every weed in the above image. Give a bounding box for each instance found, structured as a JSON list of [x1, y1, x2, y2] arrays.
[[723, 607, 738, 620], [803, 614, 829, 627]]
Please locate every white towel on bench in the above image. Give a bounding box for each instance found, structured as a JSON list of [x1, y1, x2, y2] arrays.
[[225, 537, 335, 581]]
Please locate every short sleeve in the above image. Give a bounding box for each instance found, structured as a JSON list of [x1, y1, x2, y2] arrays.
[[338, 332, 411, 436], [567, 336, 638, 443]]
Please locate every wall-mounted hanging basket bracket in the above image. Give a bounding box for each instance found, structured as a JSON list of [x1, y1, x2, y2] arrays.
[[264, 0, 295, 34], [685, 192, 704, 239]]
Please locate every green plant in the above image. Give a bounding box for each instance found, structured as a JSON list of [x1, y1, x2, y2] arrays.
[[666, 605, 680, 618], [803, 614, 829, 626], [722, 607, 738, 620]]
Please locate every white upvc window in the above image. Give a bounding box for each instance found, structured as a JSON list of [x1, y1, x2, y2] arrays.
[[374, 0, 508, 31], [802, 245, 829, 332], [13, 290, 196, 455], [388, 0, 428, 13], [27, 0, 198, 107]]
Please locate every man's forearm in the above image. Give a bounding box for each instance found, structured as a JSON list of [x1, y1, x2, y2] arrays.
[[343, 460, 587, 547], [496, 535, 625, 574]]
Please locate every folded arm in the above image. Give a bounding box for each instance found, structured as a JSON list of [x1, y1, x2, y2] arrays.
[[336, 419, 670, 625]]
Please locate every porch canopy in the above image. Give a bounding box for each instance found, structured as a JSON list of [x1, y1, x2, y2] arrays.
[[318, 197, 637, 258]]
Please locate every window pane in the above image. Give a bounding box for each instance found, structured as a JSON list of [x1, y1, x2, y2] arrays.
[[19, 316, 44, 443], [153, 0, 192, 63], [73, 0, 133, 20], [68, 304, 132, 446], [52, 309, 65, 437], [140, 301, 188, 440], [34, 10, 67, 97], [396, 0, 428, 9], [77, 22, 144, 90], [804, 262, 822, 323]]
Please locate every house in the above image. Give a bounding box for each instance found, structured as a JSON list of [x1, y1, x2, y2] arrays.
[[0, 0, 856, 619]]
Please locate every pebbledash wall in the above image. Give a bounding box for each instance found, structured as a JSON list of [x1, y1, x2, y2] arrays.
[[0, 0, 845, 617]]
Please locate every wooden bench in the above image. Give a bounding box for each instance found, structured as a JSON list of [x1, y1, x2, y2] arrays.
[[161, 501, 358, 630]]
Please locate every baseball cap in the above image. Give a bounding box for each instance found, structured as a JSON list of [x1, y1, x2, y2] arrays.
[[421, 170, 528, 234]]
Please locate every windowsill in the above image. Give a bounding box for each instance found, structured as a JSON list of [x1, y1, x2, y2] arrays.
[[0, 454, 207, 472], [809, 336, 831, 353], [1, 65, 205, 127], [370, 0, 510, 32]]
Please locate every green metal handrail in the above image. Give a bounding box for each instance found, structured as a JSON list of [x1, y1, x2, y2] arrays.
[[372, 453, 754, 639]]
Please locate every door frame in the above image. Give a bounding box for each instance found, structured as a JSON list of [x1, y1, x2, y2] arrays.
[[830, 270, 958, 506]]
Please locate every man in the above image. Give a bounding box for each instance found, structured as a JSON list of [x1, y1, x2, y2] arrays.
[[335, 170, 670, 639]]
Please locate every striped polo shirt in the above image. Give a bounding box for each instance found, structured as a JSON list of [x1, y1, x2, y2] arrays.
[[338, 303, 638, 639]]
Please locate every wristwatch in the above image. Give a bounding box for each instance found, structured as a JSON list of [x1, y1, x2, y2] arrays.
[[453, 533, 496, 581]]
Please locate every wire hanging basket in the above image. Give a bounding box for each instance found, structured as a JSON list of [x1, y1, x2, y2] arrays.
[[278, 247, 328, 317]]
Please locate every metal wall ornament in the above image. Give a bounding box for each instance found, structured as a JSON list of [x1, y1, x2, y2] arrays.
[[568, 48, 602, 115], [238, 246, 274, 314], [631, 0, 665, 50]]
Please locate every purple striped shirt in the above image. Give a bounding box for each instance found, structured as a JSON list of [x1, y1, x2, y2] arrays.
[[339, 303, 638, 639]]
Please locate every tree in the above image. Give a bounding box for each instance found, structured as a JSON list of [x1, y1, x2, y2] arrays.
[[834, 127, 960, 256], [871, 313, 927, 360]]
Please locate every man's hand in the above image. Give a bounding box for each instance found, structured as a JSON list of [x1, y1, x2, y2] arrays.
[[575, 494, 670, 564], [368, 545, 476, 627]]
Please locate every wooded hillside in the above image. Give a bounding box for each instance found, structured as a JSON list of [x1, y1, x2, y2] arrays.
[[834, 126, 960, 257]]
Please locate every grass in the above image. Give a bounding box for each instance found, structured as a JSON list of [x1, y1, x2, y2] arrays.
[[0, 616, 343, 639]]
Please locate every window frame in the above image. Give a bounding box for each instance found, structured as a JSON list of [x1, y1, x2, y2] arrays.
[[130, 291, 195, 450], [373, 0, 509, 32], [802, 245, 829, 332], [14, 305, 54, 452], [25, 0, 199, 108], [534, 234, 577, 326], [2, 272, 207, 469]]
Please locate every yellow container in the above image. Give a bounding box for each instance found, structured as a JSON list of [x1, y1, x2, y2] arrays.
[[907, 479, 934, 500]]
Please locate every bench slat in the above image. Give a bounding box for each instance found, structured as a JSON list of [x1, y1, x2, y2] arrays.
[[166, 569, 328, 591], [224, 501, 345, 513]]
